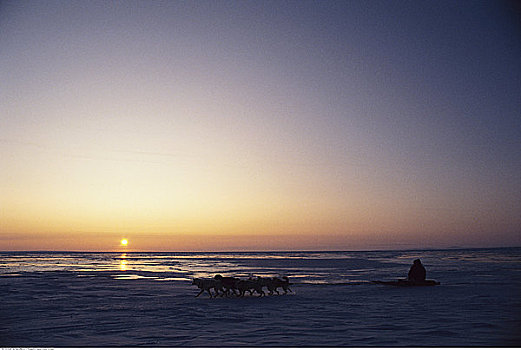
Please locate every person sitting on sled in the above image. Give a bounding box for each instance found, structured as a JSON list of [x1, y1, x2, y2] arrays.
[[408, 259, 426, 282]]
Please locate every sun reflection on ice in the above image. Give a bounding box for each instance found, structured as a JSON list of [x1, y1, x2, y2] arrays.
[[119, 253, 127, 271]]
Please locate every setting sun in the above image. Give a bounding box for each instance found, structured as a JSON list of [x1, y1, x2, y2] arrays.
[[120, 239, 128, 246]]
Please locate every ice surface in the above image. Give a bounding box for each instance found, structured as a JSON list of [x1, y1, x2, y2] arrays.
[[1, 248, 520, 346]]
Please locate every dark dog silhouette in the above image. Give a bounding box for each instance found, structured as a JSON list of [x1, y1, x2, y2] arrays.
[[272, 276, 293, 294], [214, 274, 240, 297], [192, 275, 293, 297], [191, 278, 223, 298]]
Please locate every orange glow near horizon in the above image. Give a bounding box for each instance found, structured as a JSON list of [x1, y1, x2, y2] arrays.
[[1, 2, 520, 252]]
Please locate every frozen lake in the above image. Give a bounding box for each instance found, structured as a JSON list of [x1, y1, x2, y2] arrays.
[[1, 248, 520, 346]]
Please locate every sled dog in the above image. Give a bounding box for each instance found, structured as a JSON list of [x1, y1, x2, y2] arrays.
[[192, 278, 222, 298]]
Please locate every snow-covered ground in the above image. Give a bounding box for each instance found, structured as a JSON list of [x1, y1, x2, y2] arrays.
[[1, 248, 520, 346]]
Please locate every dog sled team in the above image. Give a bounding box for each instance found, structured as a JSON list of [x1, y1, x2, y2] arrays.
[[192, 274, 293, 298]]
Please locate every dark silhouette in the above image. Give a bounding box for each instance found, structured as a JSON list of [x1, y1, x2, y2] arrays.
[[192, 278, 223, 298], [408, 259, 426, 282], [237, 277, 266, 297], [272, 276, 293, 295], [214, 274, 240, 296], [372, 259, 438, 286]]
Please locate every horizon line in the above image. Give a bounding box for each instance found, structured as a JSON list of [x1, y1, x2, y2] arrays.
[[1, 245, 520, 254]]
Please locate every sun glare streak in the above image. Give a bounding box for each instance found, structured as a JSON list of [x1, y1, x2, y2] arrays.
[[119, 253, 127, 271]]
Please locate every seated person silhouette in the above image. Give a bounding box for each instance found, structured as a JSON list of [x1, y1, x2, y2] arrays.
[[408, 259, 426, 282]]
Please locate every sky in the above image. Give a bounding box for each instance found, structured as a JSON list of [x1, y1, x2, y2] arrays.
[[1, 0, 520, 251]]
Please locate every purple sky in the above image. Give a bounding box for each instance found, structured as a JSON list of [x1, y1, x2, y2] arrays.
[[1, 0, 520, 250]]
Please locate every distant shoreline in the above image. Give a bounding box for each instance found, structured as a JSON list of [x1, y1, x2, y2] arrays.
[[1, 246, 520, 254]]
